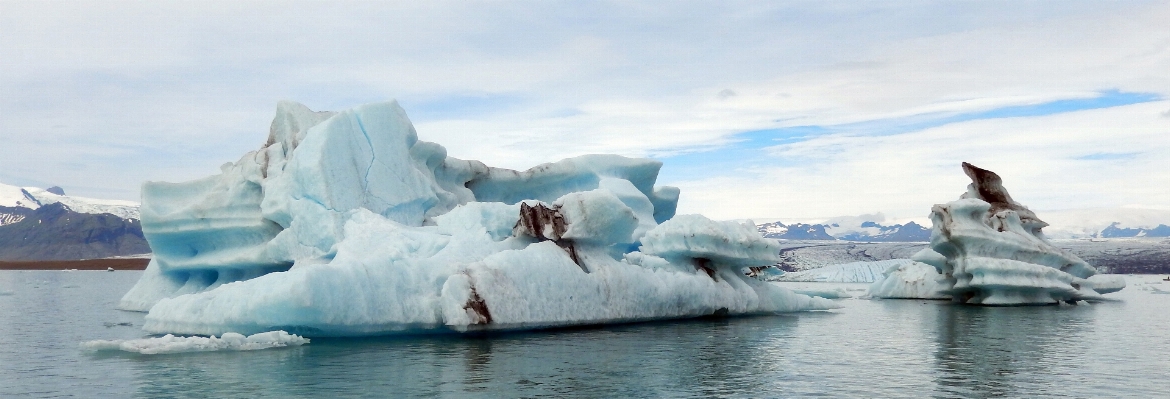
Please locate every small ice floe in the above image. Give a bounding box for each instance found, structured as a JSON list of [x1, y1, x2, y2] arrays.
[[80, 331, 309, 355], [103, 321, 134, 328], [107, 267, 115, 272]]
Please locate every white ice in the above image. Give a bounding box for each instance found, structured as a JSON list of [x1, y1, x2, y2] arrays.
[[120, 100, 834, 337], [79, 330, 308, 354]]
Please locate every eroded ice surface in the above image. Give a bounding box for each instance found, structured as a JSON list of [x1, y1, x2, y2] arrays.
[[120, 101, 835, 336], [870, 163, 1125, 305]]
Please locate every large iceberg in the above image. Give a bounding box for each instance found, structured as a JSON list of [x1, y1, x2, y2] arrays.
[[119, 101, 835, 336], [869, 163, 1124, 304]]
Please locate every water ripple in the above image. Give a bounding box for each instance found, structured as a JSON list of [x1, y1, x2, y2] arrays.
[[3, 272, 1169, 397]]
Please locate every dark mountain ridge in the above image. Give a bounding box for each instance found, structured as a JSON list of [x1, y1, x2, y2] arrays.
[[757, 220, 931, 242], [0, 202, 150, 261]]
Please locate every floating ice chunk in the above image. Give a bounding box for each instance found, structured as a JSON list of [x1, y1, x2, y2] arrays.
[[898, 163, 1126, 305], [80, 331, 308, 355], [1084, 274, 1125, 295], [866, 260, 950, 300], [141, 210, 837, 336]]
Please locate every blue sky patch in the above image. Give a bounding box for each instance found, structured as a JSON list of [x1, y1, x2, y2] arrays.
[[653, 89, 1160, 184], [1076, 152, 1141, 161]]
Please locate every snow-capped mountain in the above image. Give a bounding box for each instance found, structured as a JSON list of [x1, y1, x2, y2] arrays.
[[836, 221, 931, 242], [1099, 223, 1170, 238], [757, 221, 836, 240], [1039, 208, 1170, 239], [0, 206, 33, 226], [757, 213, 931, 242], [0, 182, 139, 225], [757, 208, 1170, 241], [0, 181, 147, 260]]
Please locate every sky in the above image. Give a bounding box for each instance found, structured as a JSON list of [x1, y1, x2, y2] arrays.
[[1, 1, 1168, 221]]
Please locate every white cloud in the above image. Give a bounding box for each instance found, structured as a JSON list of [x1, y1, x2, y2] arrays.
[[675, 101, 1170, 220], [0, 1, 1167, 218]]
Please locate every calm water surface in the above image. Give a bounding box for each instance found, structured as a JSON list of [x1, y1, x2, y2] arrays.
[[2, 270, 1168, 398]]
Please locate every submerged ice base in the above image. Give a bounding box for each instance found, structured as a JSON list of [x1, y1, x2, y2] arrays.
[[120, 101, 835, 336], [870, 163, 1125, 304]]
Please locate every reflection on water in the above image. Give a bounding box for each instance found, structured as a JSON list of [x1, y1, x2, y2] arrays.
[[928, 296, 1170, 399], [933, 305, 1095, 398], [4, 272, 1170, 398], [117, 317, 802, 398]]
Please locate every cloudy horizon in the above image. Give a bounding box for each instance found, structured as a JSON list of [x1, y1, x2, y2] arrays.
[[2, 1, 1167, 221]]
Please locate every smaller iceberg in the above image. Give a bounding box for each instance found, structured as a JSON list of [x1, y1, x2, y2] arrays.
[[870, 162, 1125, 304], [865, 249, 949, 300], [80, 331, 308, 355]]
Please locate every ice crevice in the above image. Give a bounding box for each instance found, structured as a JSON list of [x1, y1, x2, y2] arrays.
[[353, 112, 379, 198], [118, 100, 836, 337]]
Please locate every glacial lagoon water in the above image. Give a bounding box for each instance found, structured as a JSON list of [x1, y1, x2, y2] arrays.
[[2, 270, 1169, 398]]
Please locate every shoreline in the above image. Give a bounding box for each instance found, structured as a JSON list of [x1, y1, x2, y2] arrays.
[[0, 258, 150, 271]]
